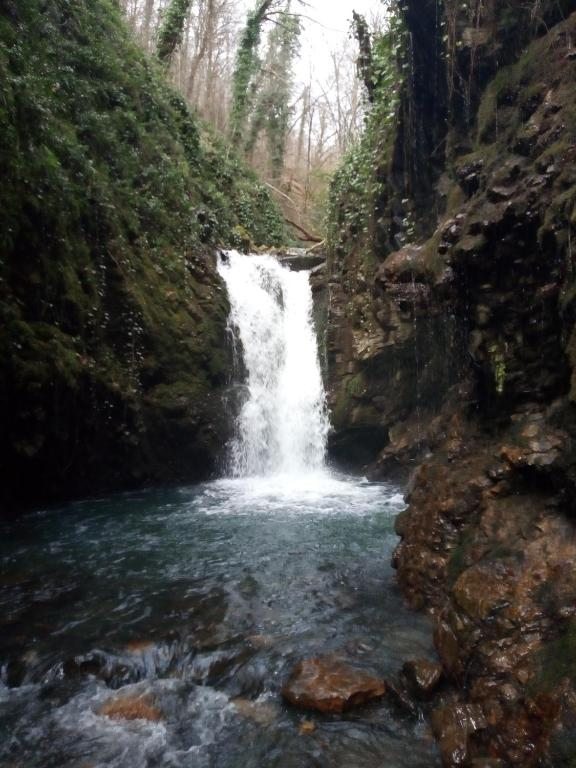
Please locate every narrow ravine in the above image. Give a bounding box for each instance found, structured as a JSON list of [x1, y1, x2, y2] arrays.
[[0, 255, 439, 767]]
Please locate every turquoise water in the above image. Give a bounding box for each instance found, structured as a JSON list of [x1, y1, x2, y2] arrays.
[[0, 474, 439, 767]]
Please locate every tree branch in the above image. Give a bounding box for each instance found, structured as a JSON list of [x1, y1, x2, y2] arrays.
[[284, 217, 322, 242]]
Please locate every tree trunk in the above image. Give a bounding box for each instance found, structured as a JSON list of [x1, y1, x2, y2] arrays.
[[141, 0, 155, 50], [157, 0, 193, 64]]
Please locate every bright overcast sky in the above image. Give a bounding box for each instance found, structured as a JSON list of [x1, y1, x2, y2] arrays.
[[239, 0, 387, 85], [297, 0, 386, 82], [301, 0, 386, 37]]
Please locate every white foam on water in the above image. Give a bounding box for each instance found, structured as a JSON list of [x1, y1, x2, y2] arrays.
[[50, 680, 233, 768], [191, 474, 404, 519]]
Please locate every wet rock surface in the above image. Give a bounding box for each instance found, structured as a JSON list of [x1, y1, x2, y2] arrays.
[[402, 659, 443, 699], [282, 657, 386, 713], [276, 248, 326, 272], [0, 0, 293, 516], [392, 397, 576, 764], [431, 701, 488, 766]]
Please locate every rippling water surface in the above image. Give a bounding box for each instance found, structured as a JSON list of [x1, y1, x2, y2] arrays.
[[0, 474, 439, 767]]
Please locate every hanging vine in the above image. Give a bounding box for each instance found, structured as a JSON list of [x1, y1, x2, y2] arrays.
[[156, 0, 193, 64], [327, 3, 409, 253], [245, 6, 301, 179], [229, 0, 276, 147]]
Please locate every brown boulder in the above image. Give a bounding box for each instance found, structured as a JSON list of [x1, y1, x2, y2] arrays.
[[452, 563, 513, 621], [435, 620, 463, 678], [403, 659, 443, 698], [282, 657, 386, 714], [432, 702, 488, 767]]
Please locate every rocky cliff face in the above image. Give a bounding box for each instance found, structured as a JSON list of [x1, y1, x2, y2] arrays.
[[0, 0, 284, 514], [326, 2, 576, 764]]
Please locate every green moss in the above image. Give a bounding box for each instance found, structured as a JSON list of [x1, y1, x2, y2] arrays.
[[419, 228, 449, 280], [487, 342, 507, 395], [146, 379, 204, 412], [476, 66, 521, 144], [331, 371, 370, 428], [2, 320, 83, 391], [346, 372, 367, 397], [333, 386, 353, 429], [326, 10, 407, 259], [475, 23, 569, 149]]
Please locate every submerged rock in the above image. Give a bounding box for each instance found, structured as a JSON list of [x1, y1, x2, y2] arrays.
[[299, 719, 317, 735], [232, 698, 278, 725], [99, 693, 163, 722], [282, 657, 386, 714]]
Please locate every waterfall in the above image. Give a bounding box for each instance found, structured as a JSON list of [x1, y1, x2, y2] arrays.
[[217, 251, 330, 478]]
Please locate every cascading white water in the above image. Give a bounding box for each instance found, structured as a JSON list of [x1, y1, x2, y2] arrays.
[[217, 250, 330, 478]]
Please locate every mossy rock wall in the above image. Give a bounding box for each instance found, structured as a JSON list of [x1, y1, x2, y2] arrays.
[[0, 0, 284, 513], [324, 0, 576, 469]]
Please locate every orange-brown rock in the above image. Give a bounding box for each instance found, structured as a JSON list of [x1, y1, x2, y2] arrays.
[[282, 657, 386, 714], [324, 4, 576, 766], [99, 693, 162, 722], [452, 563, 513, 621], [124, 640, 156, 654]]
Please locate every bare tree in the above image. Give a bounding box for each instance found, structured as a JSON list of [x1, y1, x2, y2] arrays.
[[120, 0, 370, 237]]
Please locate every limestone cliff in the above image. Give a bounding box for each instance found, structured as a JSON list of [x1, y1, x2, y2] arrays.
[[326, 2, 576, 765], [0, 0, 284, 514]]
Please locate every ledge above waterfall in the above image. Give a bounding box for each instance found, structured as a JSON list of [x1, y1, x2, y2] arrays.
[[275, 248, 326, 272]]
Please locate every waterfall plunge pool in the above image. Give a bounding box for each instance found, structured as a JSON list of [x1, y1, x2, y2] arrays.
[[1, 254, 439, 766], [0, 475, 439, 767]]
